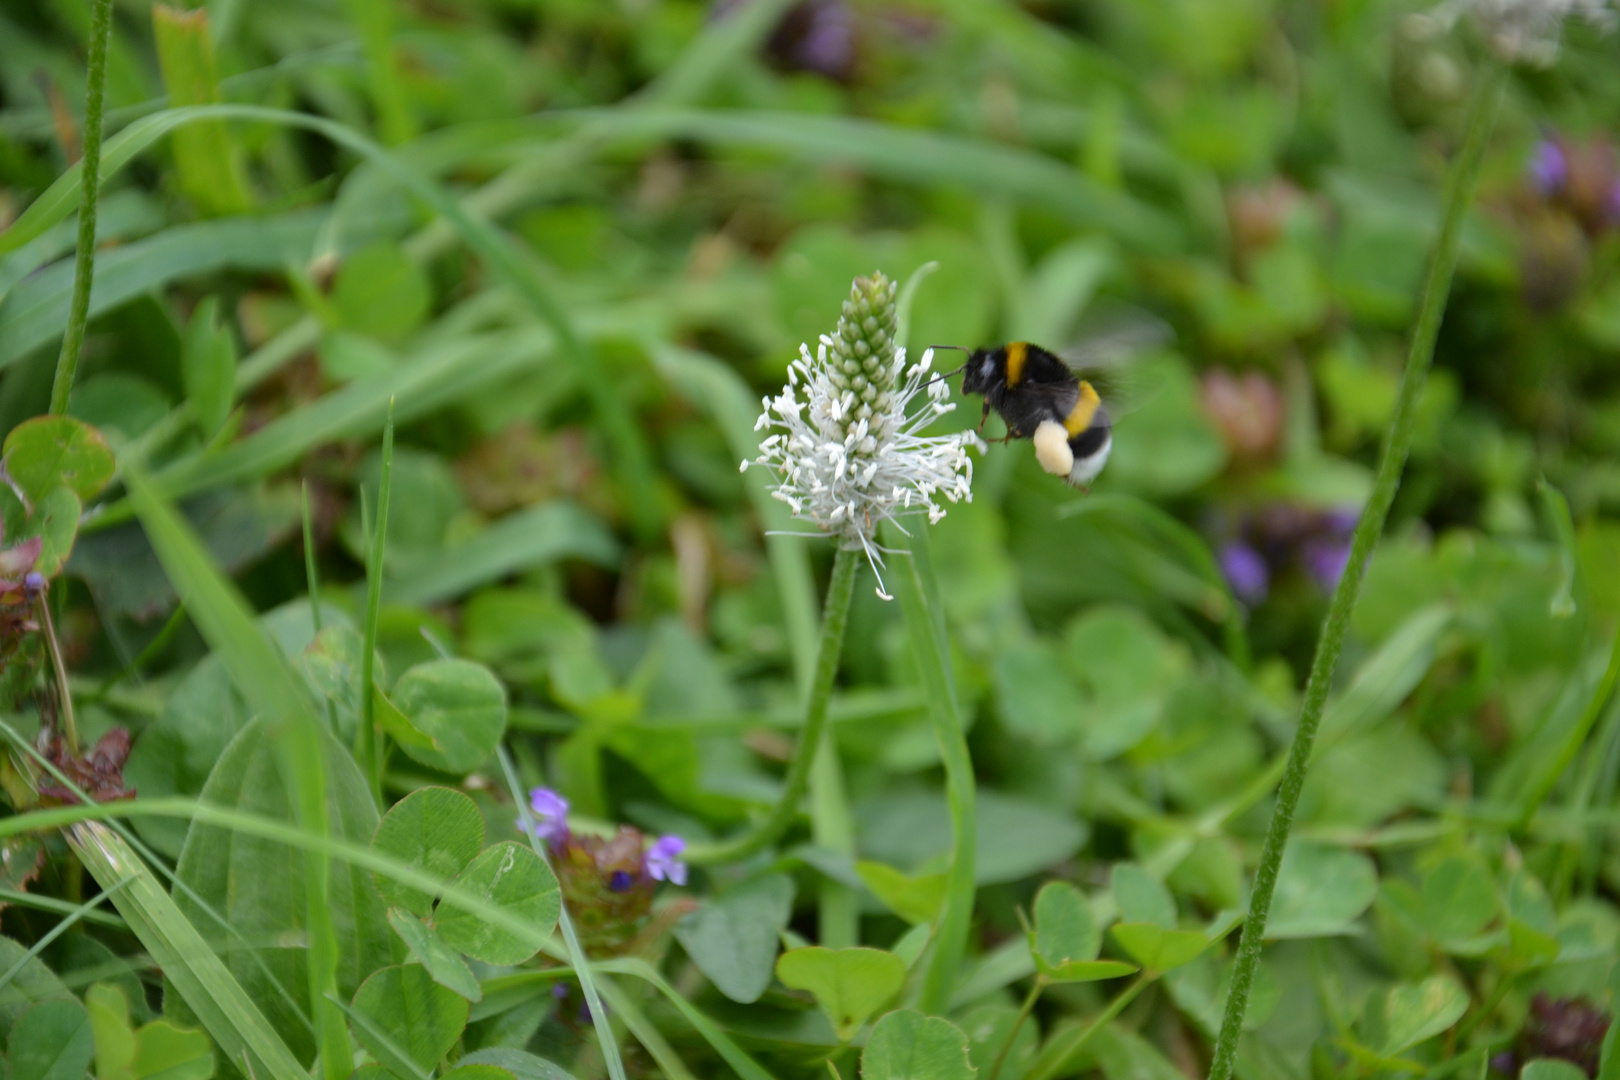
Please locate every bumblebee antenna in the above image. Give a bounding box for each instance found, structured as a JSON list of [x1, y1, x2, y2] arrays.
[[917, 345, 970, 391]]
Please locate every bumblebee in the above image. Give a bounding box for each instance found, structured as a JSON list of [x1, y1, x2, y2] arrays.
[[955, 341, 1113, 489]]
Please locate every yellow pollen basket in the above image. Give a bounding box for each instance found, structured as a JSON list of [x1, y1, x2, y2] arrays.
[[1003, 341, 1029, 387], [1063, 381, 1101, 435]]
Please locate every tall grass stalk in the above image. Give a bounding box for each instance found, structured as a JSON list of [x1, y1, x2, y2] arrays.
[[686, 546, 859, 865], [358, 399, 396, 805], [1206, 64, 1506, 1078], [48, 0, 114, 415], [889, 525, 976, 1015]]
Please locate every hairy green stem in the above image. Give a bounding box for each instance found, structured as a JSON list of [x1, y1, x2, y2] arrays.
[[1206, 66, 1505, 1080], [686, 545, 859, 865], [50, 0, 114, 416], [891, 525, 976, 1015]]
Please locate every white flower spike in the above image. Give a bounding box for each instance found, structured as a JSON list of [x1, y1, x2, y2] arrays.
[[743, 273, 982, 599], [1431, 0, 1615, 63]]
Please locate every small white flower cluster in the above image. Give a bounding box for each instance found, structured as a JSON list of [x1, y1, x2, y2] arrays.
[[742, 276, 981, 599], [1434, 0, 1616, 63]]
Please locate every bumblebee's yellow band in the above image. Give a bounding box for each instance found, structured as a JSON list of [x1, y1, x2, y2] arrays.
[[1063, 380, 1101, 435], [1004, 341, 1028, 387]]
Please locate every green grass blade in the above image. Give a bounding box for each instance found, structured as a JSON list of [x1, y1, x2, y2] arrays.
[[358, 399, 395, 805], [562, 108, 1184, 253], [0, 887, 126, 929], [384, 501, 621, 607], [6, 102, 661, 535], [68, 822, 310, 1080], [124, 467, 351, 1077], [595, 957, 779, 1080], [151, 4, 253, 215], [341, 0, 416, 144], [1, 212, 325, 370], [0, 876, 132, 995]]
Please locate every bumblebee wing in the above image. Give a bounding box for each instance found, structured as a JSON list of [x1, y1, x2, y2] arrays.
[[1050, 313, 1173, 418]]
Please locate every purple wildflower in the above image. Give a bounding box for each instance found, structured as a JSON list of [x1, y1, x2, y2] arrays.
[[1219, 541, 1270, 605], [1302, 538, 1352, 592], [607, 870, 634, 893], [527, 787, 570, 843], [1529, 139, 1569, 195], [645, 835, 688, 886]]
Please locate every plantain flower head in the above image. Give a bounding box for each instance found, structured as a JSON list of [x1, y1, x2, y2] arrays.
[[1433, 0, 1615, 63], [743, 272, 980, 599]]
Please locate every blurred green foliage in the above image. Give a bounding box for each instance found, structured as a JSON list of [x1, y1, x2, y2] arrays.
[[0, 0, 1618, 1077]]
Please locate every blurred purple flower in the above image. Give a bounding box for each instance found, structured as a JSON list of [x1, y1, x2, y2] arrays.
[[1529, 139, 1569, 195], [1220, 541, 1270, 605], [645, 835, 688, 886], [778, 0, 855, 79], [1302, 538, 1352, 592], [1608, 179, 1620, 223], [527, 787, 570, 843]]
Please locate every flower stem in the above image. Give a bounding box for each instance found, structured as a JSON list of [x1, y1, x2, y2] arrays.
[[686, 545, 859, 866], [1206, 64, 1505, 1080], [38, 593, 79, 754], [890, 525, 976, 1015], [1027, 974, 1152, 1080], [988, 976, 1046, 1080], [49, 0, 115, 417]]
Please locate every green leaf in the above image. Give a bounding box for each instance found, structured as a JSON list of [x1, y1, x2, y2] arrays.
[[68, 822, 309, 1080], [132, 1017, 214, 1080], [1268, 843, 1378, 939], [332, 242, 431, 343], [168, 716, 395, 1062], [8, 999, 94, 1080], [860, 1009, 977, 1080], [1361, 974, 1469, 1056], [1109, 923, 1209, 973], [1419, 855, 1499, 946], [370, 786, 485, 917], [856, 861, 946, 926], [458, 1048, 578, 1080], [673, 874, 795, 1004], [181, 296, 236, 440], [390, 659, 508, 774], [1111, 865, 1176, 928], [2, 415, 115, 503], [775, 946, 906, 1042], [387, 908, 482, 1002], [303, 625, 373, 716], [1032, 882, 1100, 967], [25, 486, 81, 578], [434, 842, 560, 966], [151, 4, 253, 216], [441, 1068, 519, 1080], [1029, 881, 1139, 983], [1522, 1061, 1590, 1080], [961, 1002, 1038, 1080], [995, 645, 1085, 745], [349, 964, 468, 1076], [86, 983, 138, 1080]]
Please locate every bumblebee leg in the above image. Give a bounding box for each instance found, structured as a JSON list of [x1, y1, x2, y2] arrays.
[[977, 400, 991, 433]]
